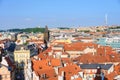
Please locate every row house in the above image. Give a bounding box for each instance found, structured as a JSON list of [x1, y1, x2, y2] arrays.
[[14, 45, 30, 69], [64, 42, 97, 58], [78, 63, 114, 80], [31, 55, 82, 80], [0, 56, 16, 80], [49, 42, 98, 59]]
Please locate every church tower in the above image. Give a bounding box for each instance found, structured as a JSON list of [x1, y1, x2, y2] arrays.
[[43, 25, 50, 49]]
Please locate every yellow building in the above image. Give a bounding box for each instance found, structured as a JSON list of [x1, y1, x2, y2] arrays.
[[14, 45, 30, 67]]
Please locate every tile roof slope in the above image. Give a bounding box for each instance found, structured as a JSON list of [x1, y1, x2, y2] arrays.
[[97, 46, 113, 55], [114, 63, 120, 75], [38, 47, 51, 59], [48, 76, 58, 80], [51, 58, 61, 67], [61, 58, 72, 63], [59, 64, 81, 80], [37, 68, 56, 78], [32, 59, 57, 79], [105, 71, 118, 80], [75, 52, 120, 63], [74, 78, 82, 80], [75, 53, 110, 63], [32, 59, 52, 70], [64, 42, 98, 51]]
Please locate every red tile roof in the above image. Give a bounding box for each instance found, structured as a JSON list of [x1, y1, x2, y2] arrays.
[[105, 71, 118, 80], [114, 63, 120, 75], [59, 64, 81, 80], [51, 58, 61, 67], [48, 76, 58, 80], [75, 53, 120, 63], [74, 78, 82, 80], [32, 59, 57, 79], [32, 57, 62, 79], [64, 42, 98, 51]]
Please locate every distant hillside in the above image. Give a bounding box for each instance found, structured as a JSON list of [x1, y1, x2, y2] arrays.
[[22, 27, 45, 33], [0, 27, 45, 33], [0, 30, 5, 32], [109, 26, 120, 29], [58, 27, 70, 29]]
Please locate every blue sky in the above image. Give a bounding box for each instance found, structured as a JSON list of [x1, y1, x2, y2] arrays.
[[0, 0, 120, 29]]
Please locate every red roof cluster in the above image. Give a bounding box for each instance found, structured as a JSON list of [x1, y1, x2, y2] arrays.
[[31, 41, 120, 80], [75, 53, 120, 63]]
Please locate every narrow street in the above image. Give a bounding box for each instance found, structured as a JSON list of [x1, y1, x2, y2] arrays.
[[15, 68, 24, 80]]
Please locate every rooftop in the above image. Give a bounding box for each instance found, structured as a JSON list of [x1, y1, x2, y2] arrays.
[[78, 63, 113, 70]]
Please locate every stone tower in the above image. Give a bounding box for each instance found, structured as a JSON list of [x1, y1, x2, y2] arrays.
[[44, 25, 49, 49], [44, 25, 49, 43]]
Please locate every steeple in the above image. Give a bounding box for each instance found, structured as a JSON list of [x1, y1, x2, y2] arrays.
[[43, 25, 50, 49], [44, 25, 49, 42]]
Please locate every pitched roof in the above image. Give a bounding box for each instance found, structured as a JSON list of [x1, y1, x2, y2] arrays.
[[51, 58, 61, 67], [114, 63, 120, 75], [75, 53, 110, 63], [79, 64, 113, 70], [59, 64, 81, 80], [105, 71, 118, 80], [75, 53, 120, 63], [32, 59, 57, 79], [64, 42, 98, 51]]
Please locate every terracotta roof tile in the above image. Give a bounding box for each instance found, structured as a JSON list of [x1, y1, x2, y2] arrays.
[[75, 53, 120, 63], [75, 78, 82, 80], [106, 71, 118, 80], [114, 63, 120, 75], [64, 42, 98, 51], [51, 59, 61, 67], [59, 64, 81, 80], [32, 59, 57, 79], [48, 76, 58, 80]]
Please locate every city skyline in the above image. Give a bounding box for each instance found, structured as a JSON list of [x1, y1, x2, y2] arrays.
[[0, 0, 120, 29]]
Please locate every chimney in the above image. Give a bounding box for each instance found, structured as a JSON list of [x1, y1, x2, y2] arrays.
[[21, 47, 24, 50], [58, 75, 64, 80], [48, 60, 51, 66], [98, 45, 100, 48], [54, 67, 59, 75], [34, 56, 39, 60], [53, 55, 56, 58], [64, 63, 67, 67], [41, 73, 46, 79], [93, 51, 95, 56], [105, 63, 107, 65], [39, 58, 41, 60], [61, 71, 65, 76], [58, 71, 65, 80]]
